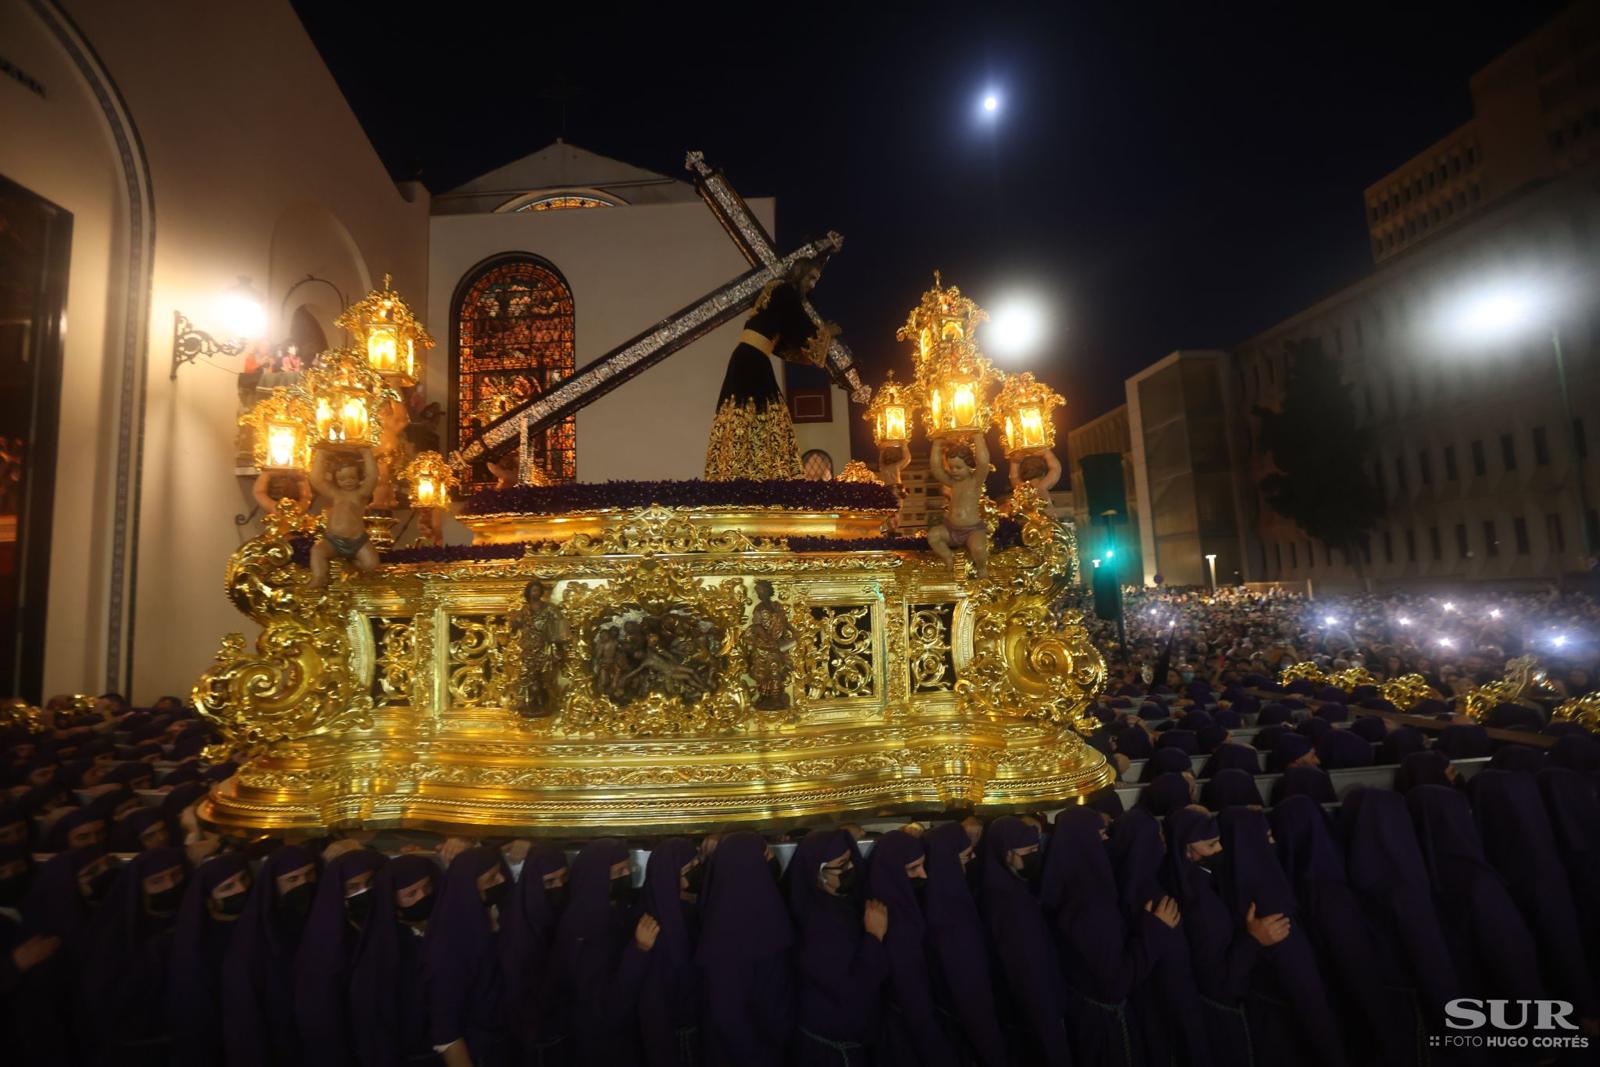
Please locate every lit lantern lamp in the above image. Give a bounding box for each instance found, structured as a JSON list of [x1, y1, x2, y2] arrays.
[[923, 351, 1000, 438], [239, 388, 315, 471], [897, 274, 1000, 438], [335, 273, 435, 388], [400, 450, 457, 509], [864, 370, 916, 450], [299, 347, 400, 450], [993, 372, 1065, 458], [400, 450, 457, 546]]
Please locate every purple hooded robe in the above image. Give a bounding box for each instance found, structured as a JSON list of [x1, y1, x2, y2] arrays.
[[867, 830, 956, 1067], [346, 853, 440, 1067], [694, 831, 793, 1066], [979, 816, 1070, 1066]]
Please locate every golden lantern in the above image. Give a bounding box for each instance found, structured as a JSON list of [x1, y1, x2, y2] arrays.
[[334, 273, 435, 388], [239, 387, 315, 471], [993, 372, 1065, 457], [299, 347, 401, 449], [863, 370, 916, 449], [400, 450, 458, 509], [897, 274, 1001, 438]]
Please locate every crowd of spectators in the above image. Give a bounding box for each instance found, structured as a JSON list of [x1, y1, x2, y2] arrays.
[[1071, 585, 1599, 708]]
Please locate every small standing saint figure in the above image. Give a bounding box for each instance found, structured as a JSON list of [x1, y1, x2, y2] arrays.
[[926, 434, 991, 578], [744, 581, 796, 710], [306, 447, 379, 588], [517, 579, 567, 719]]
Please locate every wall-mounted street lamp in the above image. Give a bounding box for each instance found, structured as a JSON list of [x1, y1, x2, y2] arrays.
[[171, 276, 267, 379]]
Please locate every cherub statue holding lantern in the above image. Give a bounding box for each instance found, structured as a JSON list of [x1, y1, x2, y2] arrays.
[[306, 447, 380, 587], [927, 435, 992, 577]]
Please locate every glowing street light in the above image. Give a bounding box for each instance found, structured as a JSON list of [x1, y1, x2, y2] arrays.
[[987, 301, 1043, 360], [1552, 633, 1569, 649], [981, 91, 1000, 115], [1453, 282, 1594, 556], [1442, 601, 1457, 613], [1397, 616, 1413, 627], [1489, 608, 1502, 619], [1323, 615, 1338, 627], [1437, 636, 1456, 649]]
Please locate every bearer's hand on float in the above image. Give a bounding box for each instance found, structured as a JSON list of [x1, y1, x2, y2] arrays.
[[635, 913, 660, 952], [437, 836, 473, 867], [11, 934, 59, 973], [864, 899, 888, 942], [1146, 896, 1180, 929], [1246, 902, 1290, 947]]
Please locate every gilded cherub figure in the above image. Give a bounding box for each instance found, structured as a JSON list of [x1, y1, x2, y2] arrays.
[[306, 447, 379, 588], [926, 434, 991, 578], [517, 579, 568, 718]]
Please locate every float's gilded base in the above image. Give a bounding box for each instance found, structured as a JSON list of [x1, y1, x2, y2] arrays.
[[201, 717, 1112, 836], [195, 499, 1106, 836]]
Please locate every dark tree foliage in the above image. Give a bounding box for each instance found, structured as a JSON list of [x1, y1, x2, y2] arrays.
[[1254, 338, 1385, 572]]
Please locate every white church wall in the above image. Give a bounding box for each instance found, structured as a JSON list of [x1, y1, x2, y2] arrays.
[[4, 0, 432, 699], [0, 0, 132, 699], [428, 196, 785, 482]]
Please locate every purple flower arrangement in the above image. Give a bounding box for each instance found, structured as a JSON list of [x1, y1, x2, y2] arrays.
[[458, 478, 900, 517]]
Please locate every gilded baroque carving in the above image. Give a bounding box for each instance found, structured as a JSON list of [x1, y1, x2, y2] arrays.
[[908, 604, 957, 692], [797, 604, 877, 700], [558, 555, 755, 735], [557, 503, 784, 556], [193, 500, 374, 757]]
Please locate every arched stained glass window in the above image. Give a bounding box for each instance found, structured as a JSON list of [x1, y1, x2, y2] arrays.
[[516, 194, 614, 212], [451, 256, 576, 485]]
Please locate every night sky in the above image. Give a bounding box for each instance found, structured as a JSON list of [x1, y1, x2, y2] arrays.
[[295, 1, 1566, 451]]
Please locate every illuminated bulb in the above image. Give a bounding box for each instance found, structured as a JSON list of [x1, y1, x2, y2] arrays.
[[265, 424, 299, 469], [951, 384, 977, 427], [339, 396, 369, 442], [1323, 615, 1337, 626], [988, 302, 1043, 359], [1553, 634, 1569, 648], [1442, 601, 1457, 613], [1104, 548, 1115, 560], [415, 476, 437, 508], [315, 397, 335, 439], [1398, 616, 1412, 627], [1437, 636, 1455, 649], [367, 327, 399, 373], [217, 287, 266, 340], [983, 93, 999, 112], [1489, 608, 1502, 619], [1018, 406, 1045, 448]]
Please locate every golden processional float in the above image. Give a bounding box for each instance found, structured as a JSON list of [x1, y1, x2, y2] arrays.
[[193, 155, 1113, 836]]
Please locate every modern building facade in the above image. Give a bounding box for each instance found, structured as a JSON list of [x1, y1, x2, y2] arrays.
[[1237, 166, 1599, 589], [1365, 1, 1600, 262], [1125, 352, 1249, 589]]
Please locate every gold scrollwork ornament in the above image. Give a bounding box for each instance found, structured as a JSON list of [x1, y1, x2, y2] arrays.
[[193, 499, 374, 758]]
